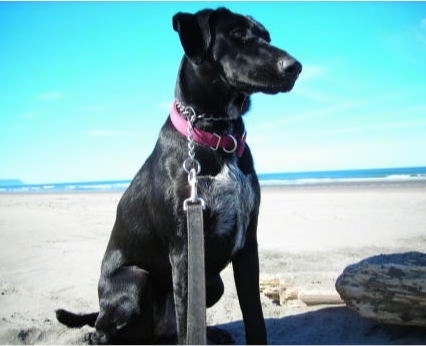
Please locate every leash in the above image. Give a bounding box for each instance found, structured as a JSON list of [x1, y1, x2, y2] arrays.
[[182, 106, 207, 345]]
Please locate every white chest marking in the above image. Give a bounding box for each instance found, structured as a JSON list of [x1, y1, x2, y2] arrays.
[[202, 160, 256, 255]]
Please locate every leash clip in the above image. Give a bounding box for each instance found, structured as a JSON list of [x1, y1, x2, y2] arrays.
[[183, 168, 206, 211]]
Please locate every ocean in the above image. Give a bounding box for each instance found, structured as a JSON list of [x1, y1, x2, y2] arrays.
[[1, 166, 426, 193]]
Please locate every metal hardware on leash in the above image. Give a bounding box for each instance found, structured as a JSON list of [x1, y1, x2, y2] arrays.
[[182, 107, 206, 211], [183, 168, 206, 211]]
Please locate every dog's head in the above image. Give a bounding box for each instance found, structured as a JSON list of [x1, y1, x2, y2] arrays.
[[173, 7, 302, 95]]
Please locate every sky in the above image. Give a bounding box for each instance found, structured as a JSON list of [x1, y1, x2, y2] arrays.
[[1, 1, 426, 184]]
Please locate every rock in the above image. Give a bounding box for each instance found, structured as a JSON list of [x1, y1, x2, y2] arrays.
[[335, 251, 426, 327]]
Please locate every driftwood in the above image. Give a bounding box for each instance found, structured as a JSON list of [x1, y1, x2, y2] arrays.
[[259, 278, 282, 304], [298, 292, 344, 306], [335, 251, 426, 327], [260, 278, 343, 306]]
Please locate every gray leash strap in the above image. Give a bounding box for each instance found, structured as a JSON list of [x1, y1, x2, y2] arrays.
[[185, 202, 207, 345], [182, 105, 207, 345]]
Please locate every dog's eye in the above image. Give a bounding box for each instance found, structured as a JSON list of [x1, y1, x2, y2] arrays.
[[230, 28, 249, 40]]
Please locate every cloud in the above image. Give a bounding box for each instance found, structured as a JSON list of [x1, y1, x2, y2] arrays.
[[37, 91, 65, 101], [259, 99, 364, 130], [20, 111, 39, 120], [80, 104, 107, 113], [298, 64, 327, 82], [252, 87, 415, 138], [86, 129, 135, 137], [157, 101, 174, 111], [292, 64, 342, 103], [293, 87, 335, 104], [314, 119, 426, 139], [416, 18, 426, 45]]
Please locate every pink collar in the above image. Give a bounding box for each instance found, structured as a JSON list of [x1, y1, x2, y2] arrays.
[[170, 101, 246, 157]]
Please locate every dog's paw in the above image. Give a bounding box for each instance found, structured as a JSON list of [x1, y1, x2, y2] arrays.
[[84, 331, 109, 345], [83, 332, 98, 345], [207, 326, 235, 345]]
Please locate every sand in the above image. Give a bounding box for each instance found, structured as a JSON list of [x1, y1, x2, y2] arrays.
[[0, 184, 425, 344]]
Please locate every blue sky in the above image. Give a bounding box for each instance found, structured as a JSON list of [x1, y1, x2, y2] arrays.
[[1, 1, 426, 184]]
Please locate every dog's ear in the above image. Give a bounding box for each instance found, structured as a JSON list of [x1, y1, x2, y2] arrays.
[[172, 10, 213, 65]]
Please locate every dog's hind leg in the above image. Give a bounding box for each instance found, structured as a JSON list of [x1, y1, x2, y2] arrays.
[[94, 265, 154, 344]]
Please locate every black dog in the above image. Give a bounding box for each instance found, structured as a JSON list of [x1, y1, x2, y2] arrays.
[[56, 7, 301, 345]]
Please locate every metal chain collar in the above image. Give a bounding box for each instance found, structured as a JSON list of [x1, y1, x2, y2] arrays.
[[176, 101, 240, 122]]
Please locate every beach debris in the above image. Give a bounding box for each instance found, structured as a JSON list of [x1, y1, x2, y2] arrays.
[[259, 278, 343, 306], [298, 292, 344, 306], [259, 278, 281, 304], [335, 251, 426, 327]]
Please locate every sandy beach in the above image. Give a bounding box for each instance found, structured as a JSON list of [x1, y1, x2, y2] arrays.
[[1, 183, 425, 344]]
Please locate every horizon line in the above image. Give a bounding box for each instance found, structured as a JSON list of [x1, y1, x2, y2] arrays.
[[2, 165, 426, 187]]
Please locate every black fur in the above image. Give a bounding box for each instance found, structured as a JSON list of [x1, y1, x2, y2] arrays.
[[56, 7, 301, 345]]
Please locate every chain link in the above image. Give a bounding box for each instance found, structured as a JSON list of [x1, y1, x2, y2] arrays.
[[181, 105, 205, 210], [182, 109, 201, 174]]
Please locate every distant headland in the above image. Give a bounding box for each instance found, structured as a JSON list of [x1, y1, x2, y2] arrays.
[[0, 179, 24, 187]]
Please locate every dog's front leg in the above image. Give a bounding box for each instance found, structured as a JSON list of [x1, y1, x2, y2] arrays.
[[232, 219, 267, 344], [169, 238, 188, 344]]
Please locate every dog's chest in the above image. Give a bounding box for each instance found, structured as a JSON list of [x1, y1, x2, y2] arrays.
[[199, 161, 257, 255]]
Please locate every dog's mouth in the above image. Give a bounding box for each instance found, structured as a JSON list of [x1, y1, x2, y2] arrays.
[[227, 61, 302, 95], [261, 78, 299, 94], [234, 75, 300, 95]]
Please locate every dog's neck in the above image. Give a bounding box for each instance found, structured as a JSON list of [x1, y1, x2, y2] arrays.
[[174, 57, 251, 121], [170, 101, 247, 157]]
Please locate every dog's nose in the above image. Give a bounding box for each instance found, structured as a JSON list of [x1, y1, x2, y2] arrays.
[[278, 58, 302, 77]]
